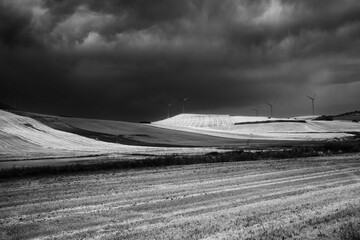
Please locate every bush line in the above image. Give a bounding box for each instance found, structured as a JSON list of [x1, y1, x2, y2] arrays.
[[1, 141, 360, 179]]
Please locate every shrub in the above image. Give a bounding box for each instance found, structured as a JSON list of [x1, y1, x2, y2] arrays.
[[1, 140, 359, 179], [339, 222, 360, 240]]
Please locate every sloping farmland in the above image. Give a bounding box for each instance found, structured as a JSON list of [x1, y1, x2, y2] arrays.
[[56, 116, 256, 147], [0, 110, 224, 168], [13, 111, 261, 147], [152, 114, 360, 141]]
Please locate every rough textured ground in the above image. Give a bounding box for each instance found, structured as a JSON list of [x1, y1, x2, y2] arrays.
[[1, 153, 359, 240]]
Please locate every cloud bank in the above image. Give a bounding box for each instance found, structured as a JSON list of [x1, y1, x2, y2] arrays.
[[1, 0, 360, 121]]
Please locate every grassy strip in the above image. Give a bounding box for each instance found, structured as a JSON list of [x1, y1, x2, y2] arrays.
[[1, 141, 360, 179], [234, 119, 306, 125]]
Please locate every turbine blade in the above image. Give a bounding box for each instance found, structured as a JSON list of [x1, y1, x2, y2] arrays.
[[161, 101, 172, 107]]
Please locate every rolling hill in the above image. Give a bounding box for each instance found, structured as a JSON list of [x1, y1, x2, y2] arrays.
[[0, 110, 223, 167], [12, 111, 254, 147], [152, 114, 360, 141], [1, 107, 359, 168]]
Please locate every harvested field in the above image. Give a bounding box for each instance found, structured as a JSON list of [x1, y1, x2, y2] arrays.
[[0, 110, 225, 164], [14, 111, 261, 147], [1, 153, 360, 239], [153, 114, 360, 141]]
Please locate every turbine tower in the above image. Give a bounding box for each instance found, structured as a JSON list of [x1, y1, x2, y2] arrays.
[[266, 101, 276, 118], [176, 97, 190, 114], [14, 80, 18, 109], [162, 102, 172, 118], [307, 93, 316, 115]]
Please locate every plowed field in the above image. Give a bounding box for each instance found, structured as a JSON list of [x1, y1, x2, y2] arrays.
[[1, 154, 360, 239]]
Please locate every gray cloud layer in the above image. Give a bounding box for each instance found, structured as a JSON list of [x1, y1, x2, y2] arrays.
[[1, 0, 360, 121]]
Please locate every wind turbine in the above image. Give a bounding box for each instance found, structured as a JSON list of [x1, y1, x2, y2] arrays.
[[14, 80, 18, 109], [252, 108, 259, 116], [307, 93, 316, 115], [176, 97, 190, 114], [162, 102, 172, 118], [265, 101, 276, 118]]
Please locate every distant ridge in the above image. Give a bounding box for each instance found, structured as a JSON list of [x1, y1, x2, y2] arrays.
[[316, 110, 360, 121], [335, 110, 360, 117], [1, 109, 251, 147], [0, 102, 17, 110]]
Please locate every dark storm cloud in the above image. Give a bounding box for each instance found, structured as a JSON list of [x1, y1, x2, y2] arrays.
[[1, 0, 360, 121], [0, 2, 40, 48]]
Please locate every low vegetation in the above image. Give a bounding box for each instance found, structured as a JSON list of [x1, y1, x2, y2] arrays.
[[316, 110, 360, 122], [234, 119, 306, 125], [339, 222, 360, 240], [1, 140, 359, 179]]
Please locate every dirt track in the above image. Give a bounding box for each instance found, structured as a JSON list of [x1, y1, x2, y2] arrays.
[[1, 154, 360, 239]]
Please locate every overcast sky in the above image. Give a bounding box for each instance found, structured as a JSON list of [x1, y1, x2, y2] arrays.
[[1, 0, 360, 121]]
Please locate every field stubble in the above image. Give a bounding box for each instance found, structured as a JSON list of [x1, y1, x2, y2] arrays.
[[1, 153, 360, 239]]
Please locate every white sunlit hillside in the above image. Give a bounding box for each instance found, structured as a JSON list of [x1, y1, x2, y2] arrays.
[[0, 110, 220, 162], [152, 114, 360, 141], [154, 113, 316, 127]]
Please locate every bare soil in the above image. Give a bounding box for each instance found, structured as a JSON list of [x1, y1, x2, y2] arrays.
[[1, 153, 360, 239]]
